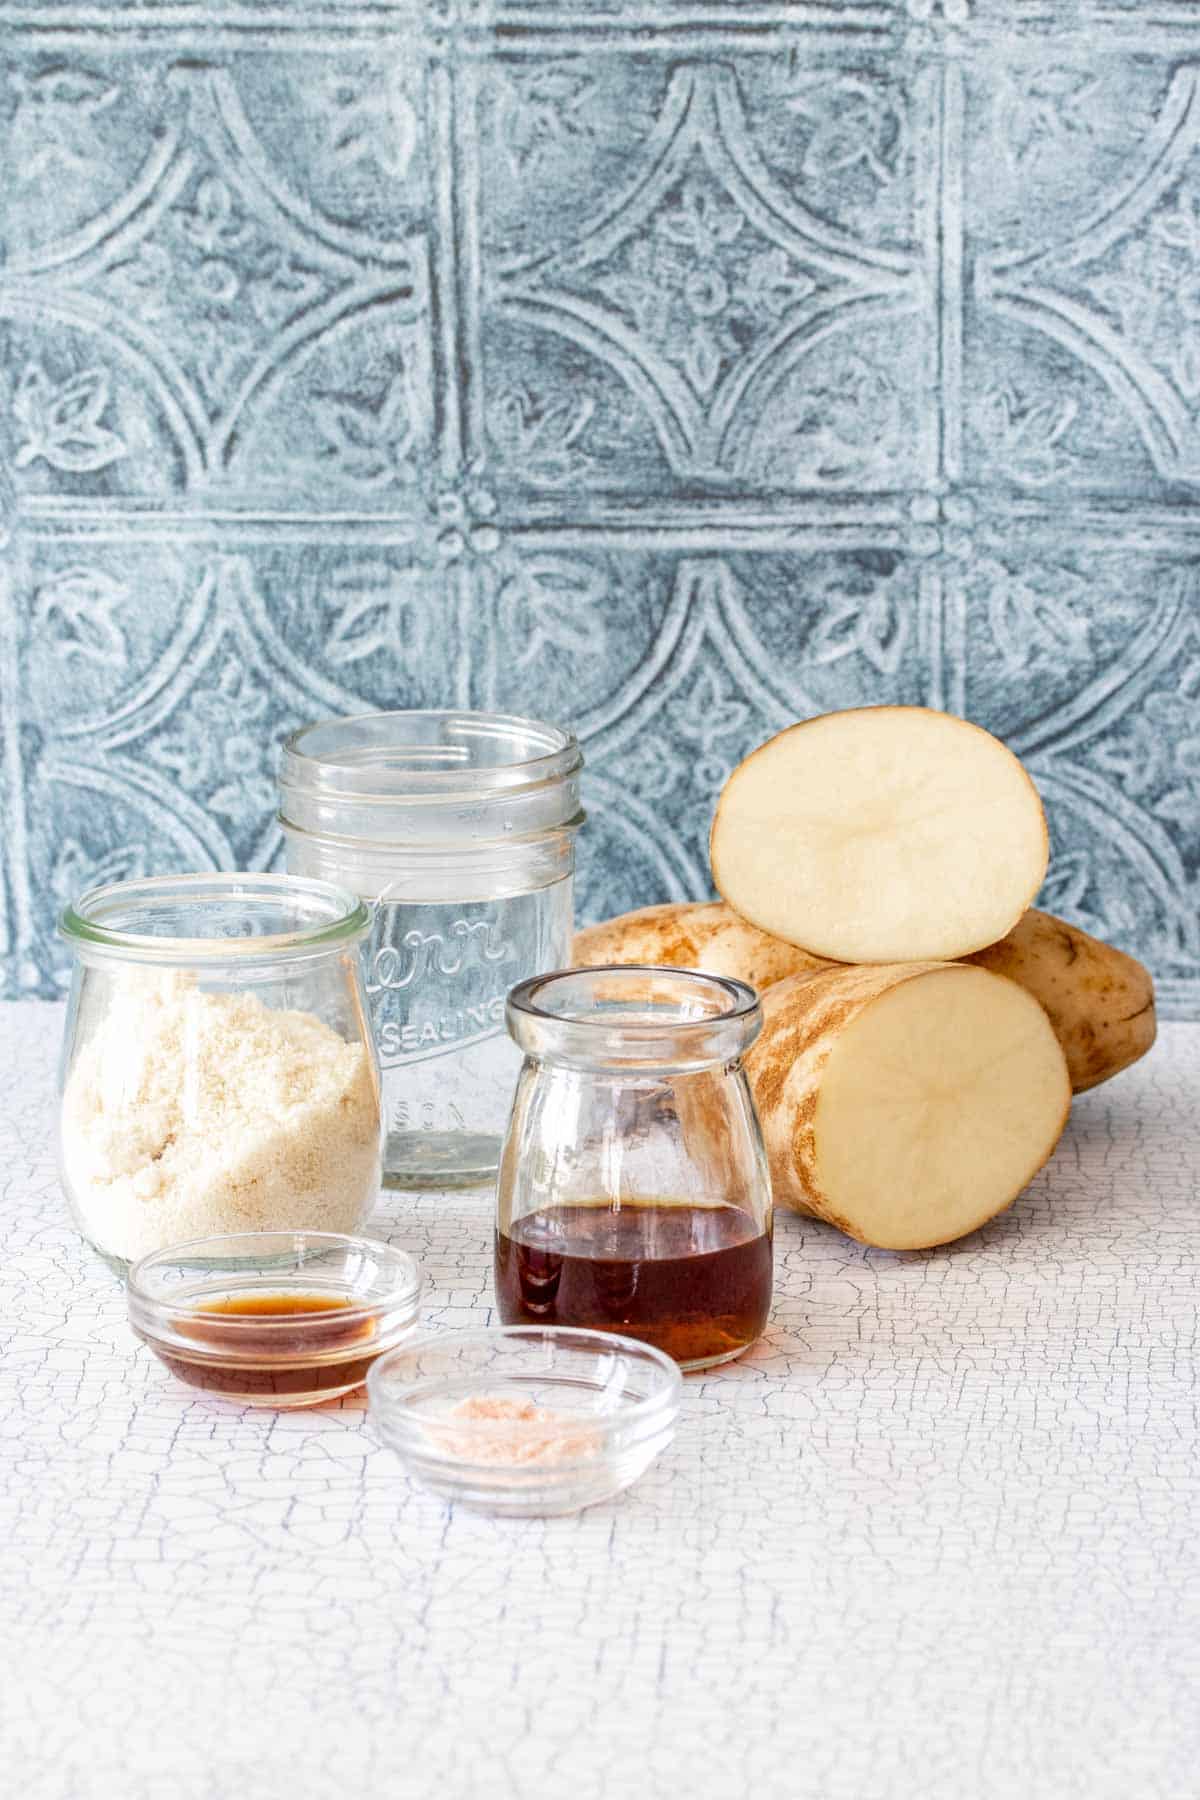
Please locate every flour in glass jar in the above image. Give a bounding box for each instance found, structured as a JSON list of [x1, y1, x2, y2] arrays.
[[60, 971, 380, 1261]]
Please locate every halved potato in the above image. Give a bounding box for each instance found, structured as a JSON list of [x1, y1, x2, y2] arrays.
[[711, 707, 1049, 963], [747, 961, 1071, 1249]]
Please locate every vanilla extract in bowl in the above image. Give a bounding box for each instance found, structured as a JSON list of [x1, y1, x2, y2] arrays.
[[154, 1292, 380, 1403], [127, 1231, 424, 1408]]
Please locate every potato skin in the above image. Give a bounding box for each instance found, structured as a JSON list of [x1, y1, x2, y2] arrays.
[[572, 901, 827, 989], [576, 901, 1155, 1095], [965, 909, 1155, 1093], [744, 963, 940, 1232]]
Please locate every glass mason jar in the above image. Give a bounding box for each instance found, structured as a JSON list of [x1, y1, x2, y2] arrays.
[[280, 711, 583, 1190], [57, 874, 382, 1268], [495, 966, 773, 1370]]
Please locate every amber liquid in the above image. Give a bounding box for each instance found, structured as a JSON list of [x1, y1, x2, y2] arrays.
[[494, 1202, 772, 1368], [144, 1292, 379, 1403]]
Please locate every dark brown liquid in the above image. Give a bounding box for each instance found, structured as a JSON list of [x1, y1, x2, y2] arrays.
[[494, 1202, 772, 1367], [142, 1292, 379, 1402]]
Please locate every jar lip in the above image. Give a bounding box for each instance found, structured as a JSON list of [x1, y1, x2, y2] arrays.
[[280, 709, 582, 803], [276, 807, 586, 857], [508, 964, 761, 1035], [59, 872, 371, 963]]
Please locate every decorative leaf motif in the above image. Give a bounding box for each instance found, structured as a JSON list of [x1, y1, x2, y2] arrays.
[[34, 567, 129, 668], [658, 176, 743, 256], [754, 354, 901, 483], [979, 558, 1090, 675], [498, 69, 593, 173], [592, 239, 673, 341], [9, 65, 119, 182], [247, 247, 321, 331], [674, 667, 750, 750], [327, 68, 418, 181], [497, 558, 606, 668], [998, 67, 1097, 167], [52, 839, 146, 907], [979, 384, 1078, 486], [488, 385, 595, 486], [808, 585, 908, 676], [683, 324, 723, 398], [176, 174, 251, 256], [13, 363, 127, 474], [788, 78, 905, 187], [325, 558, 424, 666], [742, 248, 817, 318], [1038, 850, 1094, 921], [312, 370, 424, 489]]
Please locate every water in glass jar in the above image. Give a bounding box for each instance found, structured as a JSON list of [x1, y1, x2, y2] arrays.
[[367, 880, 573, 1187]]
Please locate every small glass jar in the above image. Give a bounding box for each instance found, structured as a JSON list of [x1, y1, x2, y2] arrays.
[[495, 966, 773, 1371], [58, 874, 382, 1267], [279, 710, 583, 1190]]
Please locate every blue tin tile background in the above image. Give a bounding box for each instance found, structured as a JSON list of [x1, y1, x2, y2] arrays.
[[0, 0, 1196, 1012]]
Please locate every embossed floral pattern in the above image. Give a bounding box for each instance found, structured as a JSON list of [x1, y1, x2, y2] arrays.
[[1, 23, 1199, 1012], [8, 65, 119, 182], [34, 567, 129, 668], [150, 659, 277, 823], [497, 68, 594, 172], [322, 558, 428, 669], [13, 363, 126, 474], [496, 556, 607, 667], [487, 384, 596, 486], [588, 175, 819, 402], [1091, 191, 1200, 405]]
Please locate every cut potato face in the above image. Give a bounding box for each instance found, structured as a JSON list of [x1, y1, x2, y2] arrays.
[[711, 707, 1049, 963], [746, 961, 1071, 1250], [814, 967, 1070, 1249]]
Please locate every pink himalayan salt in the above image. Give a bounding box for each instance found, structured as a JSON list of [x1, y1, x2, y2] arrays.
[[425, 1395, 601, 1467]]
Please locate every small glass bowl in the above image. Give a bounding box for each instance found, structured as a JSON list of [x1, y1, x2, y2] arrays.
[[128, 1231, 422, 1408], [367, 1325, 682, 1516]]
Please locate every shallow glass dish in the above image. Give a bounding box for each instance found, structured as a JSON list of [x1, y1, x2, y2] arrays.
[[128, 1231, 422, 1408], [367, 1325, 682, 1517]]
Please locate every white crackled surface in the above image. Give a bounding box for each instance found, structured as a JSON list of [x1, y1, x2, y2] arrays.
[[3, 1003, 1197, 1800]]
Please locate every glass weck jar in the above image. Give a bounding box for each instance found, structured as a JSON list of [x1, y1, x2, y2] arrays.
[[494, 966, 773, 1370], [280, 711, 583, 1189], [57, 874, 382, 1268]]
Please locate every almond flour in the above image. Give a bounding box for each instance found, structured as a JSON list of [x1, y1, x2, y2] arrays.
[[60, 973, 381, 1262]]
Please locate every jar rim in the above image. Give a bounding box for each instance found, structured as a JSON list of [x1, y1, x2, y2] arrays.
[[510, 964, 760, 1033], [280, 709, 582, 803], [59, 872, 371, 964], [506, 965, 762, 1071]]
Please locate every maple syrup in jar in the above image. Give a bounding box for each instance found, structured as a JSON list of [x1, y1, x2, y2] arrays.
[[496, 968, 773, 1370], [495, 1201, 772, 1367]]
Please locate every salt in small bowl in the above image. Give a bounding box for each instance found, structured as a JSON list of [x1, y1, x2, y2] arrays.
[[367, 1325, 682, 1516]]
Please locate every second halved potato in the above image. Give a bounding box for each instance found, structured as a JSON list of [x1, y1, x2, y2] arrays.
[[711, 706, 1049, 963]]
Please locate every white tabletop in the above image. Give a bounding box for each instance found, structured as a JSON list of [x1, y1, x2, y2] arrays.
[[3, 1001, 1197, 1800]]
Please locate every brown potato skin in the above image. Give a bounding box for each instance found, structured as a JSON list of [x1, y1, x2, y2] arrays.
[[964, 909, 1156, 1093], [572, 902, 827, 989], [744, 963, 1071, 1250], [575, 901, 1155, 1095]]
